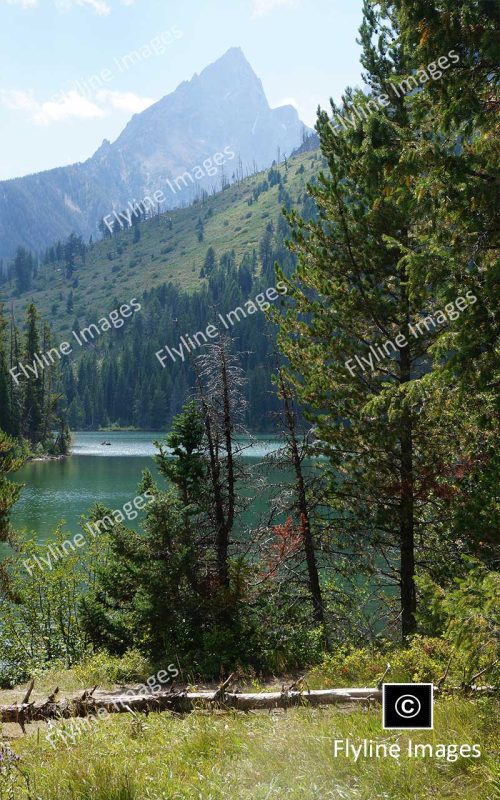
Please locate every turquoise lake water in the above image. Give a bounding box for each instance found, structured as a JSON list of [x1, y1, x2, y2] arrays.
[[11, 431, 286, 542]]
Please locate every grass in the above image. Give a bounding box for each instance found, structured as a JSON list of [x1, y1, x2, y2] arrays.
[[1, 651, 498, 798], [2, 695, 498, 799]]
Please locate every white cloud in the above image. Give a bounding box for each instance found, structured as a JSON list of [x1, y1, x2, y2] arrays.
[[55, 0, 111, 15], [251, 0, 298, 18], [0, 0, 38, 8], [1, 87, 155, 124], [1, 0, 135, 11], [0, 90, 36, 112], [95, 90, 155, 114], [37, 90, 106, 123], [0, 89, 104, 125]]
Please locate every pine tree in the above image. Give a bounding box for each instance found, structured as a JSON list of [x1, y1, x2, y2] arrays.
[[195, 338, 248, 592], [201, 246, 217, 277], [275, 367, 324, 625], [22, 304, 45, 445], [259, 223, 275, 281], [0, 432, 24, 546], [0, 303, 10, 435], [274, 0, 447, 638], [13, 247, 33, 295], [8, 315, 22, 438], [154, 401, 206, 592], [196, 217, 205, 242], [133, 222, 141, 243], [155, 400, 205, 513], [395, 0, 500, 564], [54, 418, 72, 456]]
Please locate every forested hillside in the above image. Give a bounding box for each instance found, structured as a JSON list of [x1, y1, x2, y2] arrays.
[[1, 148, 320, 430]]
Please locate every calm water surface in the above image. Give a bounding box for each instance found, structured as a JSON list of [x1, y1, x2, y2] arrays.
[[11, 431, 285, 542]]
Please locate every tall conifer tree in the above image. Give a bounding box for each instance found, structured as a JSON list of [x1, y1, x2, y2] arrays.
[[22, 304, 45, 445], [274, 0, 450, 637]]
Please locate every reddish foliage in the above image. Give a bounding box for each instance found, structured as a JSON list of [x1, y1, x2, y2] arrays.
[[261, 517, 303, 581]]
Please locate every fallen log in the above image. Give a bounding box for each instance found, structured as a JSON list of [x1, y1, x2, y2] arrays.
[[0, 685, 381, 728]]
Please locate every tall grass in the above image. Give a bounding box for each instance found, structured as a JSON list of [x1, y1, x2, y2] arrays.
[[4, 696, 498, 800]]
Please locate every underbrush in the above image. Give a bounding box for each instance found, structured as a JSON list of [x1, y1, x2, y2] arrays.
[[1, 639, 498, 799], [3, 633, 496, 702], [0, 650, 155, 699], [308, 635, 498, 688], [307, 635, 479, 689]]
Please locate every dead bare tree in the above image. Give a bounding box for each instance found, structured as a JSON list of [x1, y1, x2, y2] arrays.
[[275, 366, 325, 624], [194, 337, 249, 591]]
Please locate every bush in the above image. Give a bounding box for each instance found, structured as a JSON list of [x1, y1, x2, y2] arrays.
[[240, 592, 326, 675], [307, 636, 453, 688], [73, 650, 152, 687], [0, 661, 30, 690], [417, 561, 500, 687], [0, 528, 93, 686]]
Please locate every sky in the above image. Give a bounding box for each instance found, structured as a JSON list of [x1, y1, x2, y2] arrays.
[[0, 0, 365, 181]]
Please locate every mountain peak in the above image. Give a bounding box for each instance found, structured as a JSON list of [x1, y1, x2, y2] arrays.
[[194, 46, 262, 95], [0, 49, 310, 257], [217, 46, 247, 62]]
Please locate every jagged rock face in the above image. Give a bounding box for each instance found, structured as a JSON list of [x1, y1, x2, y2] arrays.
[[0, 48, 308, 258]]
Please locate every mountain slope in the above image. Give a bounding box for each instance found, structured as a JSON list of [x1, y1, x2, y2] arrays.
[[0, 48, 308, 259], [3, 146, 323, 431], [7, 147, 322, 342]]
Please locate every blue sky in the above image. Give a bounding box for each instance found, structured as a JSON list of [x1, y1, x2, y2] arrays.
[[0, 0, 365, 181]]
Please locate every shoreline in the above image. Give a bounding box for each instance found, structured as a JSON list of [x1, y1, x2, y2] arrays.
[[27, 454, 69, 463]]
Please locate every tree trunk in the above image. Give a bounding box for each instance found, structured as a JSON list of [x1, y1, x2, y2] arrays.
[[279, 369, 324, 624], [218, 347, 234, 589], [0, 687, 382, 727], [399, 288, 417, 639]]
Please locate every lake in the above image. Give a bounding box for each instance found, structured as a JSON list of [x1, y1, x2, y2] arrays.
[[11, 431, 287, 543]]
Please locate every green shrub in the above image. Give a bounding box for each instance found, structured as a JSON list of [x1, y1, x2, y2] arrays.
[[389, 636, 452, 682], [73, 650, 152, 687], [308, 636, 453, 688], [0, 528, 93, 687], [0, 661, 29, 689], [241, 593, 326, 675], [417, 562, 500, 687]]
